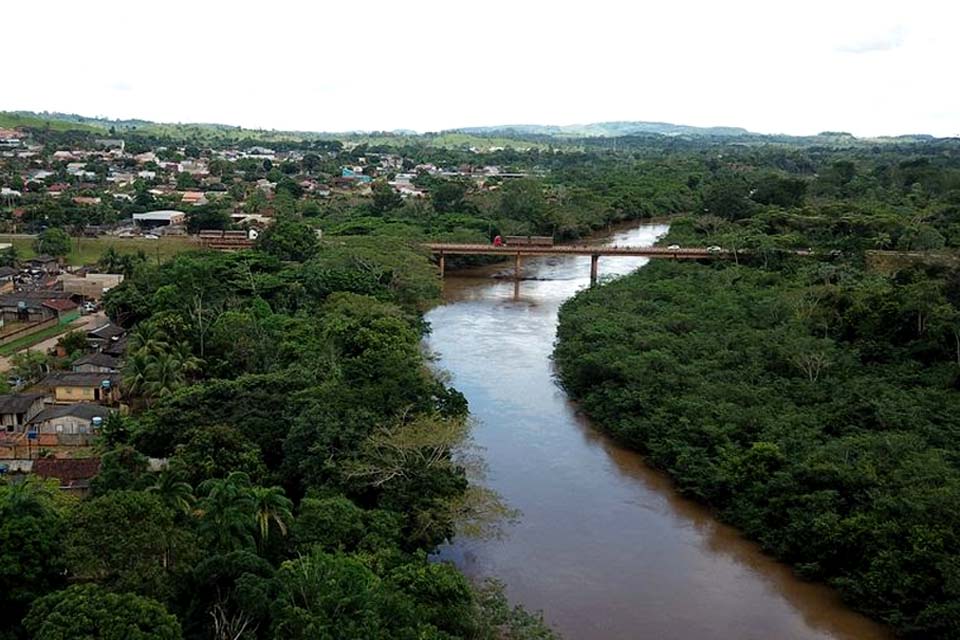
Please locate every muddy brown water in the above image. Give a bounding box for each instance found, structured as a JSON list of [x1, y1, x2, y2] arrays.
[[426, 222, 890, 640]]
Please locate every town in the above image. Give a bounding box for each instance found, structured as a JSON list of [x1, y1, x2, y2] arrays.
[[0, 124, 539, 489]]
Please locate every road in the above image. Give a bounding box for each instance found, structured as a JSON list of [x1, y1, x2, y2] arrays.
[[0, 311, 108, 373]]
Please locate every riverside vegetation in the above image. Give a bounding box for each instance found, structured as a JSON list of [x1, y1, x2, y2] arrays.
[[2, 224, 555, 640], [555, 144, 960, 638]]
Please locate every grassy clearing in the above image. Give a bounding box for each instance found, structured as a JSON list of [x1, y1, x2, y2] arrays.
[[0, 235, 199, 267], [0, 112, 105, 133], [0, 320, 77, 356]]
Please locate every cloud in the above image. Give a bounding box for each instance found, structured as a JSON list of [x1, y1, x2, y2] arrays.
[[109, 81, 133, 92], [836, 26, 908, 53]]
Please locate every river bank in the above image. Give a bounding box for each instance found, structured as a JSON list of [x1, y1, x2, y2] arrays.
[[425, 222, 890, 640]]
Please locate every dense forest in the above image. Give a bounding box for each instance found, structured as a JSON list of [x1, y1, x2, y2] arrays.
[[1, 223, 555, 639], [555, 143, 960, 637]]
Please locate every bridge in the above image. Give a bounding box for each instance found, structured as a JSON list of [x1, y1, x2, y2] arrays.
[[425, 243, 729, 285]]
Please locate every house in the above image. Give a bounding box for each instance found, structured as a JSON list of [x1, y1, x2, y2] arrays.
[[132, 210, 186, 229], [42, 298, 80, 320], [46, 182, 70, 197], [28, 403, 111, 446], [0, 291, 78, 323], [0, 393, 47, 433], [87, 322, 125, 350], [102, 335, 128, 358], [181, 190, 207, 206], [26, 254, 60, 274], [33, 457, 101, 493], [0, 266, 16, 294], [60, 273, 124, 301], [72, 352, 121, 373], [39, 372, 122, 405]]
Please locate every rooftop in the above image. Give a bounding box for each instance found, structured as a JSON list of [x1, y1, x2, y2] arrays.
[[73, 352, 121, 369], [40, 372, 121, 388], [33, 457, 101, 483], [88, 322, 125, 340], [0, 393, 45, 415], [30, 403, 112, 423], [132, 210, 185, 221]]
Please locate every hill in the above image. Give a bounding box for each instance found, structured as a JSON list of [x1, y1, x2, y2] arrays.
[[455, 121, 753, 138]]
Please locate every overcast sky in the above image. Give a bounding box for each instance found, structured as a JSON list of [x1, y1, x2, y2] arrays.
[[6, 0, 958, 137]]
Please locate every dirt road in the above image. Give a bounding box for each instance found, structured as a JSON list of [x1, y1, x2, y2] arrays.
[[0, 311, 108, 374]]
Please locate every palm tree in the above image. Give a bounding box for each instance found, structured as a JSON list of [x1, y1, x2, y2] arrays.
[[251, 486, 293, 550], [144, 352, 186, 398], [1, 477, 57, 518], [148, 470, 195, 516], [121, 350, 151, 399], [196, 472, 256, 553], [98, 246, 122, 273], [128, 322, 169, 356], [171, 340, 203, 379]]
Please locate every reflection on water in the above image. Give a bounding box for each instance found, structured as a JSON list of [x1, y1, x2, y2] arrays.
[[426, 223, 889, 640]]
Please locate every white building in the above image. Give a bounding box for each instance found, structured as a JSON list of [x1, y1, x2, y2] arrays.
[[132, 210, 186, 228]]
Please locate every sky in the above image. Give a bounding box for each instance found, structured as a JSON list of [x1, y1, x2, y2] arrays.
[[5, 0, 958, 137]]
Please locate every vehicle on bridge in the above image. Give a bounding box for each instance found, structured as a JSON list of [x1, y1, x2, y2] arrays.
[[503, 235, 555, 247]]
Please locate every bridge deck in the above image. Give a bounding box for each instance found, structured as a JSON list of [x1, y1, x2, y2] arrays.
[[425, 243, 726, 259]]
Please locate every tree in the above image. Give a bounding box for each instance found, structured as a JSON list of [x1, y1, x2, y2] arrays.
[[33, 227, 71, 257], [196, 472, 257, 553], [251, 485, 293, 551], [269, 550, 393, 640], [500, 179, 547, 229], [432, 180, 468, 213], [255, 218, 319, 262], [898, 225, 946, 251], [0, 479, 66, 639], [91, 445, 150, 495], [169, 425, 266, 487], [122, 350, 152, 401], [99, 246, 123, 272], [370, 181, 403, 215], [24, 584, 182, 640], [10, 350, 50, 385], [751, 174, 807, 208], [0, 245, 18, 267], [180, 551, 274, 640], [57, 330, 88, 356], [176, 171, 199, 190], [97, 412, 132, 448], [64, 491, 198, 600], [186, 206, 231, 233], [701, 173, 753, 220], [147, 469, 196, 516], [144, 352, 189, 398]]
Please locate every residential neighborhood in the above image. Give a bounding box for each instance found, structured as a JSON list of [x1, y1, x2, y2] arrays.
[[0, 125, 536, 493], [0, 124, 529, 244], [0, 314, 126, 490]]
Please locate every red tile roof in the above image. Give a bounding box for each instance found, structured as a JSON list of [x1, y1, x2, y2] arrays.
[[33, 457, 101, 482], [42, 299, 78, 312]]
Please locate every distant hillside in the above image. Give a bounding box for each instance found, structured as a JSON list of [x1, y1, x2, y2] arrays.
[[454, 121, 753, 138], [0, 112, 106, 133], [0, 110, 951, 148]]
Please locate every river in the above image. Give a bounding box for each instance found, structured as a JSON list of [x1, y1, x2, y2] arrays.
[[425, 222, 890, 640]]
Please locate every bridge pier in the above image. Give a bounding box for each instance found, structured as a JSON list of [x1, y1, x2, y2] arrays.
[[514, 253, 522, 280], [438, 252, 445, 278], [590, 254, 599, 286]]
